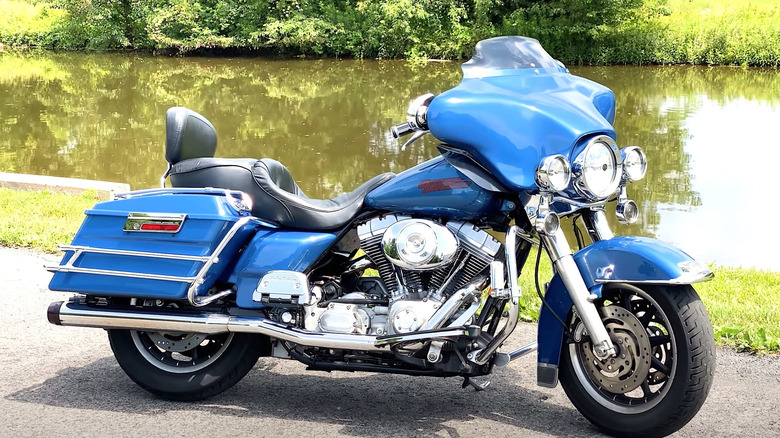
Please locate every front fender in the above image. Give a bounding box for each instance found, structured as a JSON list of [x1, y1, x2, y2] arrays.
[[535, 236, 712, 387]]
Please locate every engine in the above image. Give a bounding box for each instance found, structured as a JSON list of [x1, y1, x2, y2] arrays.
[[302, 215, 501, 337]]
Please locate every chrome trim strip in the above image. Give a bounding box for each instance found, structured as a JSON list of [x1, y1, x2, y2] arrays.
[[595, 270, 715, 285], [56, 245, 210, 262], [123, 212, 187, 233], [115, 187, 244, 199], [49, 266, 196, 283]]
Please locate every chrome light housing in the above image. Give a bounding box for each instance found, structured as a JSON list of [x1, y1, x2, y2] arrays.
[[572, 136, 622, 200], [621, 146, 648, 182], [536, 155, 571, 192]]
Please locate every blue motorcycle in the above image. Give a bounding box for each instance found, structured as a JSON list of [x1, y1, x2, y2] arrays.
[[47, 37, 715, 437]]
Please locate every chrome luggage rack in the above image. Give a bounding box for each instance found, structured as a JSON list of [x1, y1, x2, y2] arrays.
[[47, 188, 270, 307]]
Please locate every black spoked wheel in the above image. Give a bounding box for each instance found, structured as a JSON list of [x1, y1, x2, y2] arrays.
[[559, 283, 715, 438], [108, 329, 266, 401]]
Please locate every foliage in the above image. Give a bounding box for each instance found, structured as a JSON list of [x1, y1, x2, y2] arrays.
[[0, 0, 650, 60], [2, 0, 779, 65], [0, 0, 64, 47]]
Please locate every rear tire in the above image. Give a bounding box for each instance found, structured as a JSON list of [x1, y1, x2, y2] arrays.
[[559, 284, 715, 438], [108, 329, 267, 401]]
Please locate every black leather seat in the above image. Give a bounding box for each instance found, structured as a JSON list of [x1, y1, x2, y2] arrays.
[[164, 107, 395, 230]]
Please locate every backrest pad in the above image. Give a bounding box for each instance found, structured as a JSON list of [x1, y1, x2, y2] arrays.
[[165, 107, 218, 165]]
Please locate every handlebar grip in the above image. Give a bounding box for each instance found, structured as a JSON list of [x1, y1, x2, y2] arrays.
[[391, 122, 415, 138]]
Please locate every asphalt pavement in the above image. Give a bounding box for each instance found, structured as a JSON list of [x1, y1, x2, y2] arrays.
[[1, 246, 778, 437]]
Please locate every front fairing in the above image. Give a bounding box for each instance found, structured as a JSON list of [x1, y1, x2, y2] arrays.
[[426, 37, 616, 192]]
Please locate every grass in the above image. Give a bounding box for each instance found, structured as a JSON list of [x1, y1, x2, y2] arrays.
[[0, 188, 98, 252], [697, 266, 780, 352], [2, 188, 778, 353]]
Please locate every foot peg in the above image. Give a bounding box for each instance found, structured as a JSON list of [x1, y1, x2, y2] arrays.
[[462, 376, 491, 391]]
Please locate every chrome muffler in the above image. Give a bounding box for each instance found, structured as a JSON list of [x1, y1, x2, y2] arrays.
[[48, 300, 387, 351]]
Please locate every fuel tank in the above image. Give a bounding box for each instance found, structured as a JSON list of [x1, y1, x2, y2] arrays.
[[365, 156, 502, 220]]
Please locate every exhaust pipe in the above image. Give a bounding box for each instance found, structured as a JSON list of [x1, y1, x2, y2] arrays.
[[48, 300, 387, 351]]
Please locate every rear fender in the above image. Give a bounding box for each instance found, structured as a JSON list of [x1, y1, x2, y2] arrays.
[[535, 236, 713, 387]]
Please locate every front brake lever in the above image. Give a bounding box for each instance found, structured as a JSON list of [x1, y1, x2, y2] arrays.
[[401, 130, 429, 151]]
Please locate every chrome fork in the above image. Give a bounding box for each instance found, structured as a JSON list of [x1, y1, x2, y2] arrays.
[[537, 204, 616, 358]]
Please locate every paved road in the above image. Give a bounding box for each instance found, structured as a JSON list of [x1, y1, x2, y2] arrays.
[[1, 247, 778, 437]]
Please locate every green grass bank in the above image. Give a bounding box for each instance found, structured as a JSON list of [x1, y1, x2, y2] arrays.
[[3, 188, 778, 353], [1, 1, 780, 65]]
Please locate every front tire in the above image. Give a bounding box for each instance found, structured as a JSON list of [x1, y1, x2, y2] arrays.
[[108, 329, 267, 401], [559, 284, 715, 438]]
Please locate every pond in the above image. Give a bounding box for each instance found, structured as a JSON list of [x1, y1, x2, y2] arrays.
[[1, 52, 778, 270]]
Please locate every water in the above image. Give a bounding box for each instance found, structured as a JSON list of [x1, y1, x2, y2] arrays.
[[1, 52, 778, 270]]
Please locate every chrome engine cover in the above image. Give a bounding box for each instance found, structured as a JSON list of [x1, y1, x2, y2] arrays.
[[304, 293, 388, 336], [387, 298, 441, 334], [381, 219, 458, 270]]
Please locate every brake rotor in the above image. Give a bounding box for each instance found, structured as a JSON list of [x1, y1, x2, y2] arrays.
[[578, 305, 652, 394], [146, 332, 207, 352]]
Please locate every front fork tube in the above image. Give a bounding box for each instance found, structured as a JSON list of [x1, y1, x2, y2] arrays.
[[539, 221, 616, 359], [582, 208, 614, 241]]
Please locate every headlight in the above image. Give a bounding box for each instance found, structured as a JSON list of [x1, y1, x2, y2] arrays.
[[573, 136, 621, 200], [536, 155, 571, 192], [621, 146, 647, 182]]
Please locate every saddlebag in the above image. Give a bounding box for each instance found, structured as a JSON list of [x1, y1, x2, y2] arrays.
[[48, 189, 258, 301]]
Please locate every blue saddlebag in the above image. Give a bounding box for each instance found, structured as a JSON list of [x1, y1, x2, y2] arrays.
[[48, 189, 257, 301]]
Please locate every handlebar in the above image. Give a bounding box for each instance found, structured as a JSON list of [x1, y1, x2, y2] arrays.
[[391, 122, 416, 138]]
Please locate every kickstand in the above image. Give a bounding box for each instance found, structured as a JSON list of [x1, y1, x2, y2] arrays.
[[462, 377, 491, 391]]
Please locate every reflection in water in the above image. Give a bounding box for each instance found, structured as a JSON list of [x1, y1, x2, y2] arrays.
[[0, 52, 461, 196], [1, 54, 778, 269], [573, 65, 780, 270]]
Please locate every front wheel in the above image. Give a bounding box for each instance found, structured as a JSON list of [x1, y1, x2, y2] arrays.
[[108, 329, 267, 401], [559, 284, 715, 438]]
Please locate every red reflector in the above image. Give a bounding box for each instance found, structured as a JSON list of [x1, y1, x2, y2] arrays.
[[140, 223, 180, 232]]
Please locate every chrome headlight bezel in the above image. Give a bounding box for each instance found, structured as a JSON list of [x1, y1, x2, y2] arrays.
[[535, 154, 571, 192], [572, 135, 622, 201], [621, 146, 648, 182]]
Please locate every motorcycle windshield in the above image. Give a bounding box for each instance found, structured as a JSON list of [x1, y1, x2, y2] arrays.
[[427, 36, 616, 192]]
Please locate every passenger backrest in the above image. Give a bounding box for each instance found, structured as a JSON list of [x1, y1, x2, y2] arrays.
[[165, 107, 218, 165]]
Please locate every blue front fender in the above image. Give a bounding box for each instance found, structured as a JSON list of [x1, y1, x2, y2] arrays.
[[535, 236, 712, 385]]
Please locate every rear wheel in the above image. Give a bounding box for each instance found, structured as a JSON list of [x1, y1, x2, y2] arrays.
[[559, 284, 715, 438], [108, 329, 266, 401]]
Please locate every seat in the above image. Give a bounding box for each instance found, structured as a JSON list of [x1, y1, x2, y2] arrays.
[[164, 107, 395, 230]]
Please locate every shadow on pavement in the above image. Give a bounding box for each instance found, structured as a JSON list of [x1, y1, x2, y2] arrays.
[[7, 356, 603, 437]]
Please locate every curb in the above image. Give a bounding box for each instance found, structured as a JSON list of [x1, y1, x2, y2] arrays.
[[0, 172, 130, 200]]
